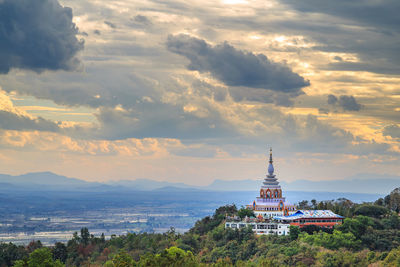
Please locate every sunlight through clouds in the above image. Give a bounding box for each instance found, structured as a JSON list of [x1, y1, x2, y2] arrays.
[[0, 0, 398, 185]]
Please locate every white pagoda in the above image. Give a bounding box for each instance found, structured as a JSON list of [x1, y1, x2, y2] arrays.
[[246, 148, 296, 218]]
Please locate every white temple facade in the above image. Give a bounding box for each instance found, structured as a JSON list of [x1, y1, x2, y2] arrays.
[[225, 220, 290, 236]]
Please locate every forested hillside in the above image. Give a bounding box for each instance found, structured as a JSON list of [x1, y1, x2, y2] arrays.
[[1, 188, 400, 267]]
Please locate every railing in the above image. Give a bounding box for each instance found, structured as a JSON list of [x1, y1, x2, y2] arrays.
[[255, 198, 286, 203]]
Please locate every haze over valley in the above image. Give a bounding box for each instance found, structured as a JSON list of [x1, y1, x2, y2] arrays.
[[0, 171, 386, 244]]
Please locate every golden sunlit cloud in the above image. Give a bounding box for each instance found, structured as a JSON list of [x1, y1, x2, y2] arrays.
[[0, 0, 398, 185]]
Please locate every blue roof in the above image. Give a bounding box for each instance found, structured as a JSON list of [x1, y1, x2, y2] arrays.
[[274, 210, 344, 220]]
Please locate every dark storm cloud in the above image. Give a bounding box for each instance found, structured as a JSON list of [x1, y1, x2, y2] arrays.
[[383, 125, 400, 139], [280, 0, 400, 33], [280, 0, 400, 74], [0, 0, 84, 74], [0, 111, 60, 132], [166, 34, 310, 93], [327, 95, 362, 111]]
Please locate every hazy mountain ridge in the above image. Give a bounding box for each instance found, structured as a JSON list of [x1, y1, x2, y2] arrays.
[[206, 174, 400, 194], [107, 179, 195, 191], [0, 171, 398, 195], [0, 172, 387, 221], [0, 172, 113, 192], [0, 172, 91, 186]]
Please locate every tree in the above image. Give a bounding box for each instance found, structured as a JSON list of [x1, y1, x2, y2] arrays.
[[80, 228, 90, 246], [190, 205, 236, 235], [354, 204, 389, 218], [12, 260, 26, 267], [52, 242, 67, 263], [213, 257, 233, 267], [26, 248, 64, 267], [361, 229, 400, 251], [337, 216, 375, 239], [139, 247, 198, 267], [112, 250, 136, 267], [383, 246, 400, 266], [375, 188, 400, 213], [375, 198, 384, 206], [239, 240, 257, 261], [297, 200, 310, 210], [177, 233, 200, 253], [299, 230, 361, 250], [26, 240, 42, 253], [389, 188, 400, 213], [311, 199, 317, 209], [104, 260, 114, 267], [315, 249, 369, 267], [0, 243, 27, 267], [300, 225, 322, 235], [289, 225, 300, 240], [215, 205, 237, 217], [382, 214, 400, 230], [237, 207, 255, 219]]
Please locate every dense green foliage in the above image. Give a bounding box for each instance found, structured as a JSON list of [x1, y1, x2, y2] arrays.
[[1, 188, 400, 266], [237, 207, 255, 219]]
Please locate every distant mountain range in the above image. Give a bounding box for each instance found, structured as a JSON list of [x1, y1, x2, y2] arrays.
[[282, 173, 400, 195], [107, 178, 196, 191], [0, 172, 111, 192], [204, 173, 400, 195], [0, 171, 398, 196]]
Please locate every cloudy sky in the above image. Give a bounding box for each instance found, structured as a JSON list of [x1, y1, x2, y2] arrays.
[[0, 0, 399, 186]]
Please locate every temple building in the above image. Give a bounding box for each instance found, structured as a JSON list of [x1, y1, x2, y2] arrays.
[[275, 210, 344, 229], [245, 149, 296, 218], [225, 148, 344, 235], [225, 219, 290, 236]]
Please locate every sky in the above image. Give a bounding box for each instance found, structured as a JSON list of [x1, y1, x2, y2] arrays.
[[0, 0, 399, 186]]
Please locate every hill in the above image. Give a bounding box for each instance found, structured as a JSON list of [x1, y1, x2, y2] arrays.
[[1, 187, 400, 266]]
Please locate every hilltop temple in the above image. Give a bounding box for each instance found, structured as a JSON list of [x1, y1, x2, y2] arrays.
[[225, 148, 344, 235], [245, 149, 296, 218]]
